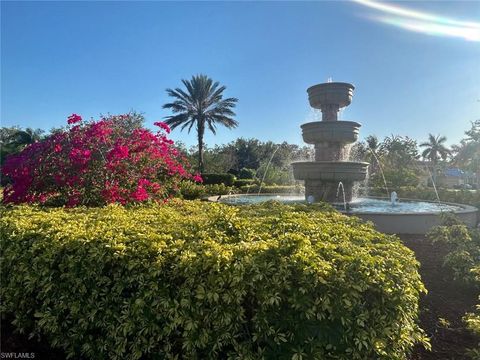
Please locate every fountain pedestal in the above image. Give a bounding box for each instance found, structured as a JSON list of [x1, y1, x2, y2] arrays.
[[292, 82, 369, 203]]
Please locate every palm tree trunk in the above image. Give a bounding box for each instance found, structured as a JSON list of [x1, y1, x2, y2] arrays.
[[197, 121, 205, 173], [432, 159, 437, 186]]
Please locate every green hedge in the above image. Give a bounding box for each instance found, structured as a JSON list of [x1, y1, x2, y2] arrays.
[[238, 168, 256, 179], [178, 181, 236, 200], [239, 184, 305, 194], [233, 179, 257, 187], [1, 202, 427, 359], [201, 173, 236, 186], [370, 186, 480, 209]]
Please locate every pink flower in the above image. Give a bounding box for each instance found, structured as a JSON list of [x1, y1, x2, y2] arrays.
[[193, 173, 203, 183], [108, 145, 129, 161], [138, 178, 151, 187], [67, 113, 82, 124], [1, 112, 197, 206], [132, 185, 149, 202], [154, 121, 171, 134], [67, 193, 81, 207], [69, 148, 91, 165], [54, 174, 65, 185]]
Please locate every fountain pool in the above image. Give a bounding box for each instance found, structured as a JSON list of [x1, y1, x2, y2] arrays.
[[208, 194, 478, 234]]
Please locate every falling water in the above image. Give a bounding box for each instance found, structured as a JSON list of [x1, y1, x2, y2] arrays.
[[257, 146, 280, 195], [424, 165, 441, 203], [341, 143, 353, 161], [368, 148, 389, 197], [336, 182, 347, 211], [349, 145, 368, 199], [390, 191, 398, 206]]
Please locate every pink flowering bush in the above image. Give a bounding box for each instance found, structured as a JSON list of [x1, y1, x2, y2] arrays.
[[2, 114, 201, 206]]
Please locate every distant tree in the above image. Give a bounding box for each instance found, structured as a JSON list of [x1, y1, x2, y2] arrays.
[[366, 135, 379, 152], [364, 135, 381, 172], [369, 135, 422, 189], [465, 119, 480, 142], [420, 134, 451, 164], [163, 74, 238, 173], [452, 120, 480, 184], [0, 127, 45, 167], [179, 137, 314, 185], [7, 127, 44, 148], [379, 135, 419, 165], [226, 138, 264, 170], [420, 134, 451, 183]]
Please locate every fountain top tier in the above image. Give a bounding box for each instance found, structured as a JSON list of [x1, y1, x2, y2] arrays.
[[307, 82, 355, 121]]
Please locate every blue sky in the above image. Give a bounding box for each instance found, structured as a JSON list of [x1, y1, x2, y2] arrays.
[[1, 1, 479, 149]]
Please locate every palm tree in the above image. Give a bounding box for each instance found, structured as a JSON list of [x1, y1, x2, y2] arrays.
[[365, 135, 379, 153], [420, 134, 451, 163], [163, 74, 238, 173], [420, 134, 451, 182]]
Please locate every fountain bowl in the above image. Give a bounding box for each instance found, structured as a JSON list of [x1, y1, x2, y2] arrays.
[[292, 161, 369, 182], [207, 194, 478, 235], [301, 121, 361, 144], [353, 199, 478, 234], [307, 82, 355, 109]]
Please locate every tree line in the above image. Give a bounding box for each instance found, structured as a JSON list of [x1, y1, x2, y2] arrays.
[[1, 73, 478, 188]]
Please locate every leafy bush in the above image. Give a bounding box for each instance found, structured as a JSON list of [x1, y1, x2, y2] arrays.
[[1, 202, 427, 360], [464, 268, 480, 360], [427, 215, 480, 358], [201, 173, 236, 186], [178, 181, 236, 200], [369, 168, 421, 189], [238, 167, 256, 179], [1, 114, 200, 206], [233, 179, 257, 187], [427, 214, 480, 285]]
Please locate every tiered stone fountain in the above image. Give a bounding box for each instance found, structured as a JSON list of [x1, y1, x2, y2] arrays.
[[213, 80, 477, 233], [292, 82, 369, 203]]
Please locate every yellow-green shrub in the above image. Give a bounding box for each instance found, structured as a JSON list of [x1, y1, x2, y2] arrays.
[[178, 181, 236, 200], [1, 201, 427, 359]]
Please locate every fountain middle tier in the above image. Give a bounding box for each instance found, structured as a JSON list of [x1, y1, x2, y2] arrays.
[[292, 161, 369, 202], [301, 121, 361, 144]]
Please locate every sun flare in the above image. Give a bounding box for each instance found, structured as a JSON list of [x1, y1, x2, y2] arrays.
[[352, 0, 480, 41]]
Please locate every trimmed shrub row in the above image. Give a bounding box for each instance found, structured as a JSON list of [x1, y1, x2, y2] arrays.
[[1, 201, 427, 359], [178, 181, 236, 200], [233, 179, 256, 187], [239, 184, 304, 194], [201, 173, 236, 186], [369, 186, 480, 209]]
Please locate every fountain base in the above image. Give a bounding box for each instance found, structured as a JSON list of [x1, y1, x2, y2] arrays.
[[292, 161, 368, 203], [210, 194, 479, 235], [304, 180, 353, 203]]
